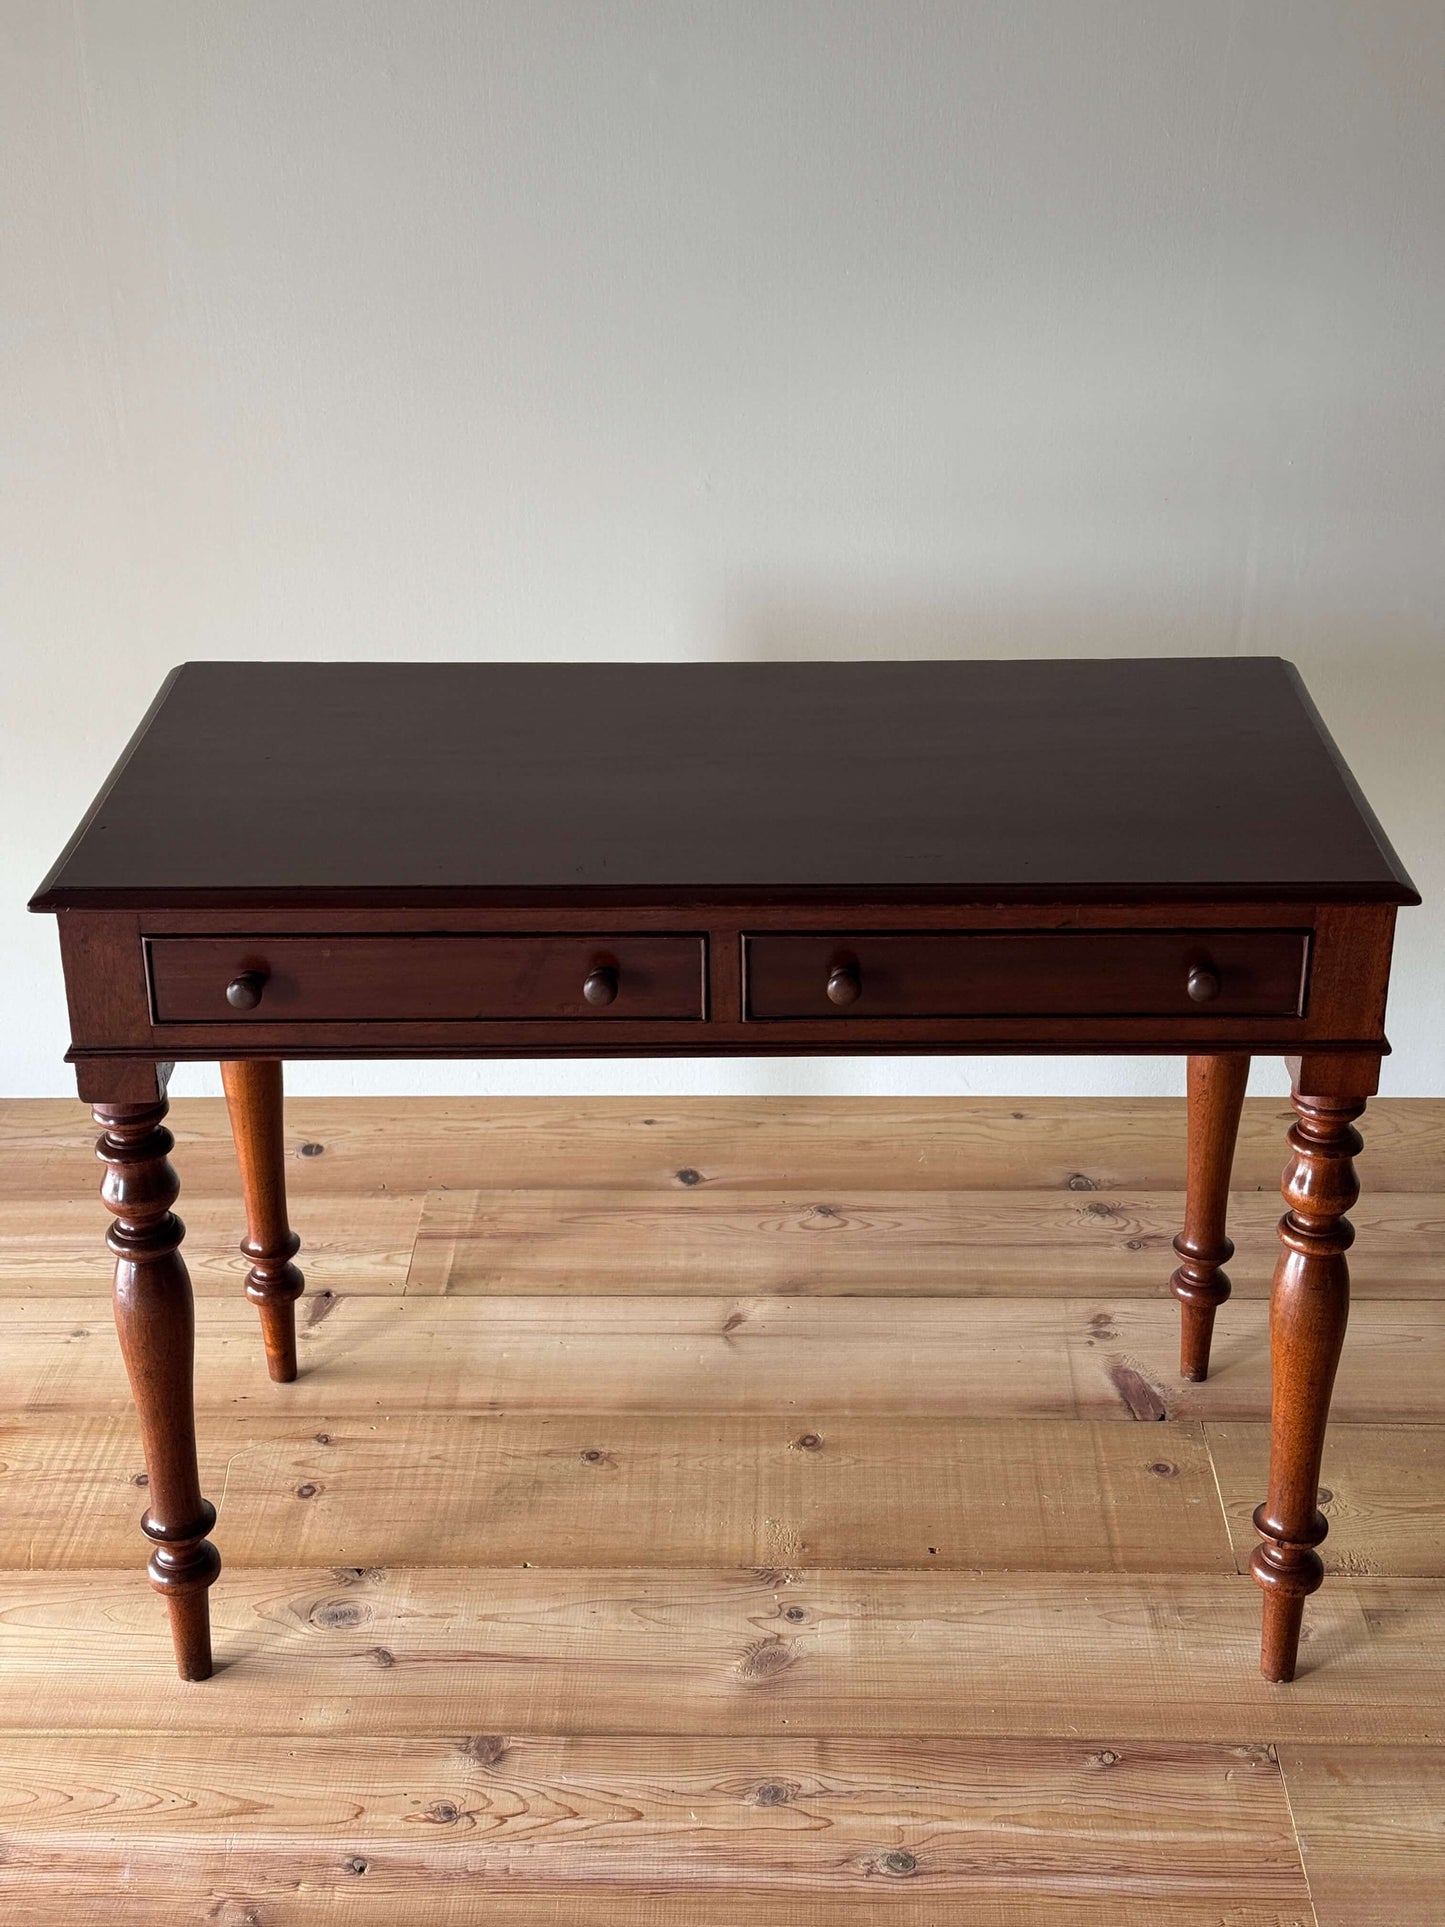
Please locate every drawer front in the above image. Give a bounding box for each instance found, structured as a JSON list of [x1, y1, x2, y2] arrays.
[[743, 930, 1309, 1020], [148, 935, 707, 1023]]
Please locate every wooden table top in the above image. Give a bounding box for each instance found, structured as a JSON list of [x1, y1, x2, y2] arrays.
[[31, 657, 1417, 911]]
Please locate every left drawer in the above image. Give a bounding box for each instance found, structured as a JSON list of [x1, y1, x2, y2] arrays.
[[147, 935, 708, 1023]]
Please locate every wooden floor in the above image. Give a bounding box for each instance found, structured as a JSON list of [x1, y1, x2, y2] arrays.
[[1, 1095, 1443, 1925]]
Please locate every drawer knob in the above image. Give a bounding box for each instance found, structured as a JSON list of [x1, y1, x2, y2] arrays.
[[583, 964, 619, 1007], [1187, 965, 1222, 1004], [827, 962, 862, 1007], [225, 970, 267, 1011]]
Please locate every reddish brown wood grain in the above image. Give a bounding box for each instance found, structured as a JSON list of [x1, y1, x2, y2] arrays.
[[220, 1059, 305, 1382], [1252, 1080, 1370, 1681], [743, 931, 1307, 1020], [1172, 1054, 1251, 1380], [157, 934, 707, 1024], [94, 1096, 218, 1679]]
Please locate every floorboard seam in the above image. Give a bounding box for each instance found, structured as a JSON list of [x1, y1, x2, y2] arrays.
[[1275, 1745, 1323, 1927]]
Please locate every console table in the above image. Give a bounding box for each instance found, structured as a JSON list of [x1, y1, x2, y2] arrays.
[[30, 658, 1418, 1686]]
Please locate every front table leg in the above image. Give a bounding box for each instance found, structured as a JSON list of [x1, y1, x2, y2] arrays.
[[1250, 1087, 1365, 1682], [96, 1099, 219, 1679]]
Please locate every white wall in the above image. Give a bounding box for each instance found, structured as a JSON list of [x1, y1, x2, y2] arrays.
[[4, 1, 1441, 1103]]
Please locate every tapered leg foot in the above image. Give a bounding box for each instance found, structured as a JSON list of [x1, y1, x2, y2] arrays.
[[1171, 1054, 1249, 1381], [1251, 1086, 1364, 1682], [155, 1524, 222, 1680], [1252, 1536, 1322, 1685], [221, 1060, 305, 1382], [97, 1098, 219, 1680], [1177, 1300, 1216, 1383]]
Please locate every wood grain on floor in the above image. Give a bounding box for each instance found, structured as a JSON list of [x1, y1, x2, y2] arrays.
[[0, 1734, 1313, 1925], [405, 1186, 1445, 1297], [0, 1094, 1441, 1926]]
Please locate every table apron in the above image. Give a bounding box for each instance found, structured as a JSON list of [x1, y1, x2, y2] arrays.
[[53, 901, 1398, 1065]]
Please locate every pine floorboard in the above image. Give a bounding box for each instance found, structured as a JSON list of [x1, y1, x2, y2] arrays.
[[405, 1185, 1445, 1297], [1276, 1745, 1445, 1927], [0, 1733, 1313, 1925]]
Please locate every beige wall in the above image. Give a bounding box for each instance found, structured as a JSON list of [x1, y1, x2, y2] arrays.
[[4, 1, 1441, 1101]]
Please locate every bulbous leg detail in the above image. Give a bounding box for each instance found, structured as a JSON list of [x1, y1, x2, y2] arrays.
[[97, 1098, 219, 1680], [1251, 1089, 1364, 1683]]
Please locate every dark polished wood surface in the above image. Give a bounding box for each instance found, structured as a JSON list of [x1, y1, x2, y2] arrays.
[[30, 658, 1419, 909], [742, 929, 1310, 1020], [150, 933, 708, 1024]]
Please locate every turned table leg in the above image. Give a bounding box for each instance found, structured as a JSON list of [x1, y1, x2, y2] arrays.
[[1171, 1053, 1250, 1381], [96, 1099, 220, 1680], [221, 1059, 305, 1383], [1250, 1087, 1366, 1682]]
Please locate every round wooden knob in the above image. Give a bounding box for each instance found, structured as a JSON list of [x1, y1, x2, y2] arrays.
[[1187, 965, 1221, 1004], [827, 962, 862, 1007], [225, 970, 267, 1011], [583, 965, 619, 1007]]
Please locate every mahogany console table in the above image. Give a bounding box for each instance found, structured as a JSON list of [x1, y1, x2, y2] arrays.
[[31, 658, 1418, 1685]]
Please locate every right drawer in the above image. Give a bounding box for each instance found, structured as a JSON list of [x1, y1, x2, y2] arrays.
[[742, 930, 1310, 1020]]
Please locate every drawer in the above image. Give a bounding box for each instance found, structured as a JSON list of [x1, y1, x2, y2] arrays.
[[743, 930, 1309, 1020], [148, 935, 707, 1023]]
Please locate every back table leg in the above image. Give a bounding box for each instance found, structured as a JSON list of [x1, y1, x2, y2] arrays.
[[97, 1098, 219, 1680], [1171, 1053, 1250, 1381], [221, 1059, 305, 1383]]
